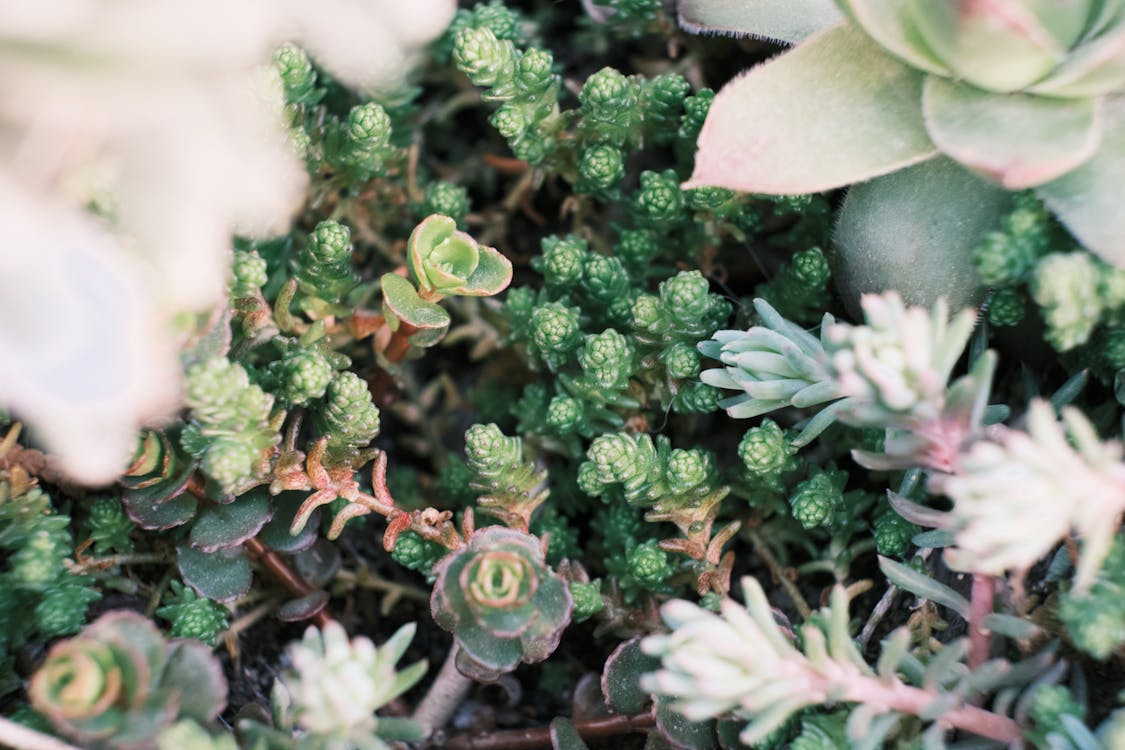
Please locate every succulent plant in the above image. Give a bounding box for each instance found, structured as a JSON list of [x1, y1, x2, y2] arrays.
[[272, 622, 427, 750], [29, 611, 226, 749], [430, 526, 573, 681], [382, 214, 513, 349], [680, 0, 1125, 306]]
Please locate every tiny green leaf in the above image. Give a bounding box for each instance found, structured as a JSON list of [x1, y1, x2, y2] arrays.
[[878, 555, 969, 619], [381, 273, 452, 330]]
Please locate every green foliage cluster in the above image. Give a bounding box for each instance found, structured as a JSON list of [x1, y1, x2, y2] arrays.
[[6, 3, 1125, 749]]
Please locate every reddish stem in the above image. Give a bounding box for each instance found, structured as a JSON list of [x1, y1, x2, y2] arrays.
[[371, 322, 418, 407], [186, 475, 332, 628], [442, 712, 656, 750], [968, 573, 995, 669]]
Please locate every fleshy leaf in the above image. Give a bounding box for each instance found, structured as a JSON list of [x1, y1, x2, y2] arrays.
[[655, 699, 718, 750], [276, 590, 330, 622], [381, 273, 451, 330], [160, 641, 227, 723], [189, 489, 272, 552], [123, 488, 198, 531], [833, 157, 1008, 311], [1036, 97, 1125, 266], [259, 492, 320, 553], [177, 545, 253, 603], [836, 0, 950, 75], [408, 214, 459, 291], [601, 637, 658, 715], [686, 25, 937, 195], [878, 555, 969, 618], [454, 245, 513, 297], [550, 718, 590, 750], [922, 76, 1102, 189], [292, 539, 342, 588], [677, 0, 843, 44], [1032, 20, 1125, 97], [906, 0, 1066, 92]]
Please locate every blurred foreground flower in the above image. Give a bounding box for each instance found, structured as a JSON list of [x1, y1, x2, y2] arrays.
[[936, 399, 1125, 592], [0, 0, 454, 483]]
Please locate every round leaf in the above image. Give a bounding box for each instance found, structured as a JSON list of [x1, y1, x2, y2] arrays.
[[276, 590, 330, 622], [189, 489, 273, 552], [178, 544, 253, 602], [601, 637, 660, 715], [381, 273, 451, 330], [259, 492, 320, 553]]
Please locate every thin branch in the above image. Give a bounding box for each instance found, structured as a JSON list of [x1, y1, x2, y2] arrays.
[[413, 645, 474, 739], [243, 537, 332, 628], [968, 573, 995, 669], [748, 529, 812, 620]]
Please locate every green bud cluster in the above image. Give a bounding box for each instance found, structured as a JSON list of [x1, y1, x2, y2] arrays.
[[84, 497, 134, 555], [182, 357, 280, 493], [754, 247, 832, 324], [788, 471, 844, 530], [737, 419, 797, 493], [626, 539, 675, 590], [1031, 252, 1103, 351], [529, 301, 583, 371], [987, 286, 1026, 327], [422, 181, 471, 227], [272, 43, 320, 106], [392, 531, 448, 577], [268, 347, 335, 406], [579, 67, 641, 146], [464, 424, 548, 527], [0, 480, 100, 650], [577, 143, 626, 196], [156, 582, 229, 646], [1027, 685, 1086, 748], [454, 26, 560, 165], [972, 192, 1052, 286], [873, 511, 919, 558], [314, 372, 381, 461], [329, 102, 395, 181], [632, 169, 686, 230], [229, 248, 268, 300], [294, 220, 360, 318], [533, 235, 589, 292], [568, 580, 605, 622], [1058, 535, 1125, 659], [530, 508, 581, 565], [634, 271, 731, 345], [641, 73, 691, 145], [615, 229, 660, 272], [433, 455, 479, 508]]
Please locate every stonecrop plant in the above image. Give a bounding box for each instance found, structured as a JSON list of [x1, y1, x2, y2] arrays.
[[1, 2, 1124, 750]]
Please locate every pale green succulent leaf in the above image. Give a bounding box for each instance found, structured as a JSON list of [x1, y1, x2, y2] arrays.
[[380, 273, 451, 330], [907, 0, 1067, 92], [686, 25, 938, 195], [1037, 97, 1125, 266], [455, 244, 514, 297], [677, 0, 843, 44], [1031, 20, 1125, 97], [922, 75, 1102, 188], [836, 0, 950, 75]]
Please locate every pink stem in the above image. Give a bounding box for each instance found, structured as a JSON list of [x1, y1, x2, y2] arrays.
[[969, 574, 995, 669]]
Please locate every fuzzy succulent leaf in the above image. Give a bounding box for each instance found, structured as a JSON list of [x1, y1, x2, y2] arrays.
[[686, 25, 937, 195], [677, 0, 842, 44]]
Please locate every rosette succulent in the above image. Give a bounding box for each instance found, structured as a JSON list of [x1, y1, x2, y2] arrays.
[[430, 526, 573, 681], [382, 214, 513, 348], [680, 0, 1125, 304], [29, 611, 226, 749]]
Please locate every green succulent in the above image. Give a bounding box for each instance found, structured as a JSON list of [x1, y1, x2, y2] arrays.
[[1058, 534, 1125, 659], [680, 0, 1125, 309], [568, 579, 605, 623], [789, 471, 844, 530], [157, 581, 230, 646], [272, 43, 319, 106], [84, 500, 135, 555], [315, 371, 381, 462], [29, 611, 226, 749], [294, 220, 360, 318], [430, 526, 573, 681], [422, 181, 471, 227]]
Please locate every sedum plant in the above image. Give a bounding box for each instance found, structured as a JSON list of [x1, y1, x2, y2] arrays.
[[680, 0, 1125, 306], [430, 526, 573, 680], [255, 622, 427, 750], [29, 611, 226, 749]]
